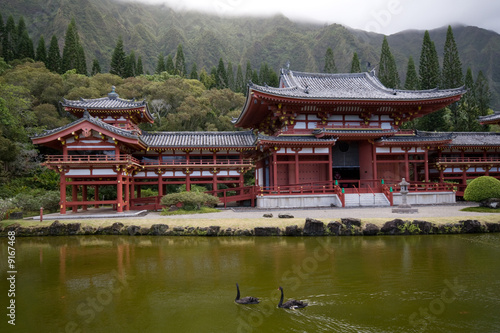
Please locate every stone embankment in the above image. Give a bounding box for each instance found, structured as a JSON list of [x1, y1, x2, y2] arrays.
[[2, 217, 500, 237]]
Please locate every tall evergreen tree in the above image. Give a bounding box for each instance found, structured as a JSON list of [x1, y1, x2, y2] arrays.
[[156, 52, 165, 74], [110, 36, 126, 77], [136, 55, 143, 75], [91, 58, 101, 76], [350, 52, 361, 73], [235, 63, 244, 93], [2, 15, 16, 62], [166, 54, 174, 74], [323, 47, 336, 73], [16, 16, 28, 58], [404, 56, 419, 90], [124, 50, 136, 78], [47, 35, 62, 73], [475, 70, 491, 118], [227, 61, 235, 91], [189, 62, 198, 80], [216, 58, 228, 89], [418, 31, 446, 131], [35, 36, 47, 64], [62, 18, 86, 74], [378, 36, 400, 88], [442, 26, 463, 89], [174, 44, 186, 76], [244, 60, 252, 83]]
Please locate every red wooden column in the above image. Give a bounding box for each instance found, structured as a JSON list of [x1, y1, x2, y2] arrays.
[[60, 173, 67, 214], [117, 172, 123, 213], [72, 185, 78, 213], [124, 175, 130, 211], [372, 143, 378, 181], [157, 171, 164, 197], [328, 146, 333, 182], [424, 148, 429, 182], [404, 147, 410, 180], [438, 150, 444, 182], [185, 152, 191, 191], [94, 185, 99, 208], [294, 149, 300, 184], [82, 185, 88, 211], [272, 150, 278, 191]]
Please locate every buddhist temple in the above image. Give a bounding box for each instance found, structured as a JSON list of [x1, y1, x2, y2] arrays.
[[31, 69, 500, 213]]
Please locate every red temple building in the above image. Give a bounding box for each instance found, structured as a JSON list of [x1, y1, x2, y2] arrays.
[[32, 69, 500, 213]]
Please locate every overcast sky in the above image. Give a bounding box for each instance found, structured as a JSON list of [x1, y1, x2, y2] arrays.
[[128, 0, 500, 35]]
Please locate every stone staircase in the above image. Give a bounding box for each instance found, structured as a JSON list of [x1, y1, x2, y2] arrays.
[[344, 193, 391, 207]]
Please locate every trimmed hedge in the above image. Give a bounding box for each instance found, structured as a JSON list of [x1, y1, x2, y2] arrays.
[[464, 176, 500, 202], [160, 191, 219, 210]]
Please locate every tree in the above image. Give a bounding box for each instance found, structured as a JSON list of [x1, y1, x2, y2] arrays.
[[91, 58, 101, 76], [47, 35, 61, 73], [156, 52, 165, 74], [378, 36, 400, 88], [235, 63, 244, 93], [442, 26, 463, 89], [350, 52, 361, 73], [62, 19, 86, 74], [16, 17, 34, 60], [323, 47, 336, 73], [244, 61, 252, 95], [124, 51, 136, 78], [199, 68, 215, 89], [174, 44, 186, 76], [166, 54, 174, 74], [136, 55, 144, 75], [2, 15, 16, 62], [215, 57, 228, 89], [110, 36, 126, 77], [404, 56, 419, 90], [227, 61, 235, 91], [475, 70, 491, 118], [417, 31, 446, 131], [35, 36, 47, 64], [190, 62, 198, 80]]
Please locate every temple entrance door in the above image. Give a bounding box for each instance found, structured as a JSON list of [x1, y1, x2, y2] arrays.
[[332, 141, 360, 184]]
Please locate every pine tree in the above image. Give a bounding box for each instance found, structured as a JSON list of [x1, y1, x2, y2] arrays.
[[350, 52, 361, 73], [323, 47, 336, 73], [244, 60, 252, 84], [2, 15, 16, 62], [258, 62, 268, 85], [91, 58, 101, 76], [442, 26, 463, 89], [166, 54, 174, 74], [124, 51, 136, 78], [174, 44, 186, 76], [190, 62, 198, 80], [110, 36, 126, 77], [0, 13, 3, 57], [35, 36, 47, 64], [227, 61, 235, 91], [47, 35, 62, 73], [404, 56, 419, 90], [378, 37, 400, 88], [475, 70, 491, 118], [235, 63, 244, 93], [156, 53, 165, 74], [62, 19, 86, 74], [136, 56, 143, 75], [216, 57, 228, 89], [418, 31, 446, 131]]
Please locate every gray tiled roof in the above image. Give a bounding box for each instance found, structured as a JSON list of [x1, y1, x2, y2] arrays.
[[314, 128, 397, 136], [478, 111, 500, 123], [32, 112, 140, 140], [257, 134, 336, 143], [141, 131, 256, 148], [449, 132, 500, 146], [250, 69, 466, 101]]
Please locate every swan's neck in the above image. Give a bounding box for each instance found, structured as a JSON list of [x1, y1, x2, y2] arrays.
[[278, 289, 284, 307], [236, 285, 240, 301]]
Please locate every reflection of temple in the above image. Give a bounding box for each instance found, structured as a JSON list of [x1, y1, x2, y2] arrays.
[[32, 69, 500, 211]]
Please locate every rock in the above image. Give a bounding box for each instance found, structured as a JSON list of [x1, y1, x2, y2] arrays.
[[67, 223, 82, 235], [169, 205, 179, 211], [460, 220, 483, 233], [173, 226, 185, 232], [327, 221, 343, 236], [49, 221, 68, 236], [285, 225, 302, 236], [254, 227, 280, 236], [412, 220, 435, 234], [439, 223, 463, 234], [278, 213, 294, 218], [485, 222, 500, 232], [341, 217, 361, 228], [480, 198, 500, 208], [206, 225, 220, 236], [150, 224, 169, 235], [97, 222, 125, 235], [381, 219, 405, 235], [363, 223, 380, 236], [263, 213, 273, 218], [127, 225, 142, 236], [81, 225, 96, 235], [303, 218, 324, 236]]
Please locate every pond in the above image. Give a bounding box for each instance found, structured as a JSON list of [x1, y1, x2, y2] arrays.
[[2, 234, 500, 332]]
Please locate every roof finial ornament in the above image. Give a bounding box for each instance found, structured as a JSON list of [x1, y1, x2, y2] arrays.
[[108, 86, 119, 99], [83, 108, 90, 119]]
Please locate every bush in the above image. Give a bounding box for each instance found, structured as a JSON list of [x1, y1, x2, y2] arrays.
[[11, 190, 60, 213], [0, 198, 15, 220], [160, 191, 219, 210], [464, 176, 500, 202]]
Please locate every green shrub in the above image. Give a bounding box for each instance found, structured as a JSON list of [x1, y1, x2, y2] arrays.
[[0, 198, 15, 220], [160, 191, 219, 210], [11, 190, 60, 213], [464, 176, 500, 202]]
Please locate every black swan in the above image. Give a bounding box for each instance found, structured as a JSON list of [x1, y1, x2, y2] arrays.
[[235, 283, 259, 304], [277, 286, 308, 309]]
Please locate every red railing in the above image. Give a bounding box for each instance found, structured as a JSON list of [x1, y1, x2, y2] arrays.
[[436, 157, 500, 164], [45, 154, 141, 164], [208, 185, 257, 208], [141, 159, 253, 166]]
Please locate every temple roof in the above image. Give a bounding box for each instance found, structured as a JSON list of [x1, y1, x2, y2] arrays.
[[448, 132, 500, 147], [377, 131, 500, 147], [250, 69, 466, 101], [256, 134, 337, 147], [478, 111, 500, 125], [141, 131, 256, 149]]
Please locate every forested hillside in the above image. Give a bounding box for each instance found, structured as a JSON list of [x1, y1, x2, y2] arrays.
[[1, 0, 500, 107]]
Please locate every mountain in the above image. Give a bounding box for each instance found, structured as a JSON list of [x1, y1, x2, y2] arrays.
[[1, 0, 500, 108]]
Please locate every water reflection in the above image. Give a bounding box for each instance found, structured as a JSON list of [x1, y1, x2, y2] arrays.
[[2, 235, 500, 332]]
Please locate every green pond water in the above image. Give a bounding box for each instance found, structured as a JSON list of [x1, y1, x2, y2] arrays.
[[1, 234, 500, 333]]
